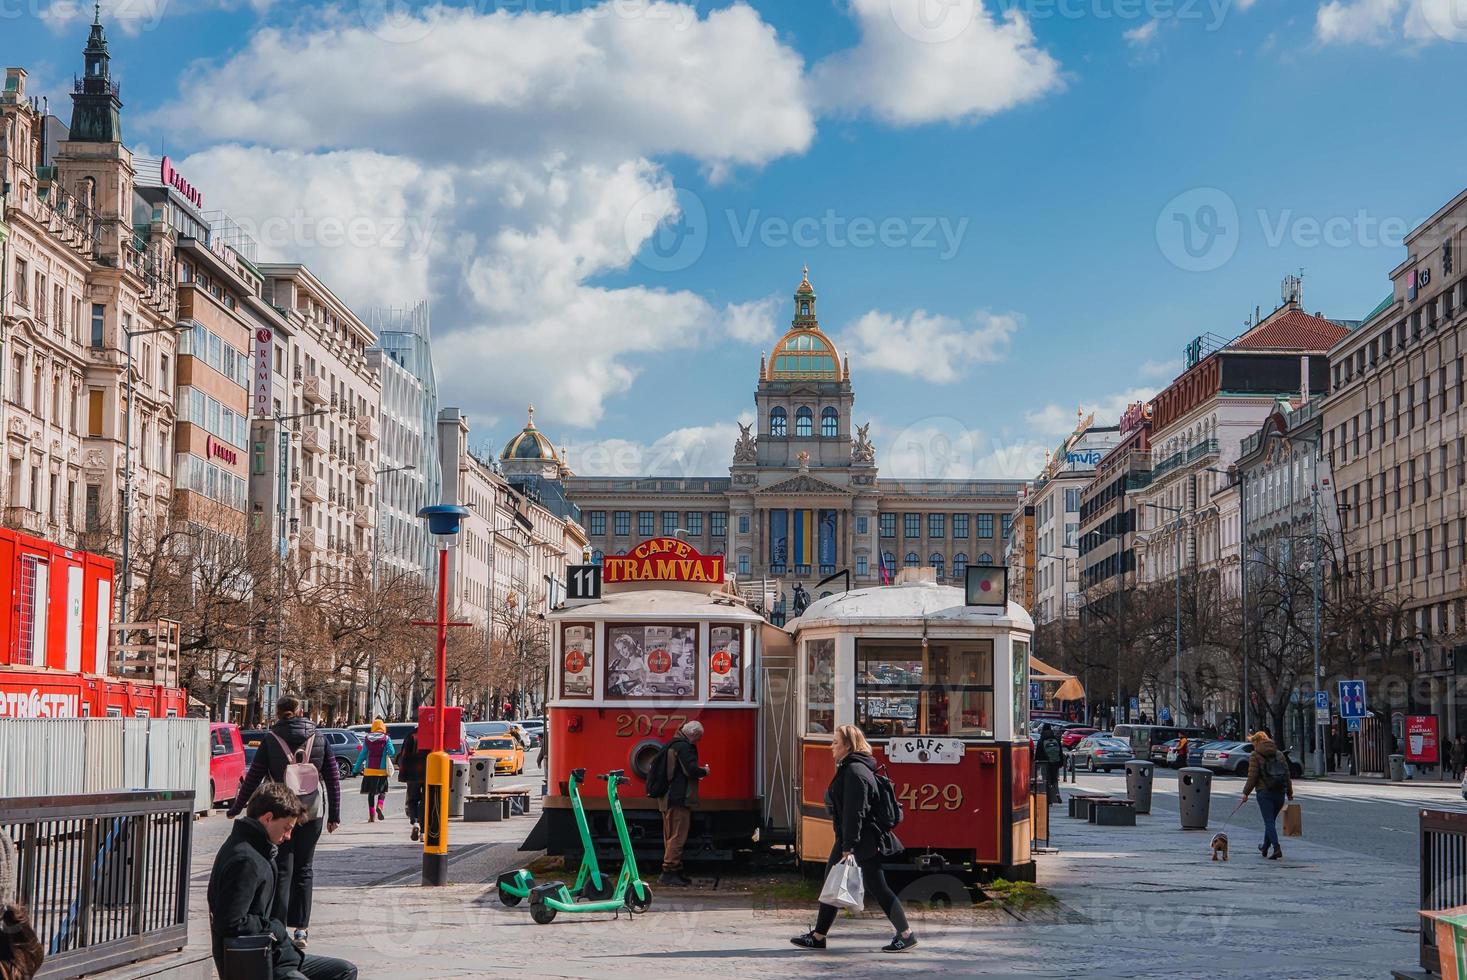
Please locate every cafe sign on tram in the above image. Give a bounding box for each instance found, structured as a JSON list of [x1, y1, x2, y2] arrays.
[[604, 537, 725, 584]]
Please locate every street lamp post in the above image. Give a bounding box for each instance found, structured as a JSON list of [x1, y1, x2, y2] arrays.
[[1141, 502, 1185, 726], [119, 321, 190, 642], [417, 504, 469, 887]]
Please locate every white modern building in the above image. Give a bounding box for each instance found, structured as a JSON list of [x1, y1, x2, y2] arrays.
[[1031, 416, 1122, 625]]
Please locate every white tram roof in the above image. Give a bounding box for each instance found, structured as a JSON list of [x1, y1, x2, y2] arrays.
[[549, 588, 767, 625], [790, 582, 1034, 634]]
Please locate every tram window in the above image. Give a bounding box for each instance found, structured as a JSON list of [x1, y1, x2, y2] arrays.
[[561, 623, 594, 699], [606, 623, 698, 700], [855, 640, 994, 739], [805, 639, 836, 734], [1012, 639, 1031, 739], [709, 624, 744, 700]]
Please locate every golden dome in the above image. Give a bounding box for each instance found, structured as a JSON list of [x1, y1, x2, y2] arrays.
[[766, 267, 841, 381], [501, 405, 561, 462]]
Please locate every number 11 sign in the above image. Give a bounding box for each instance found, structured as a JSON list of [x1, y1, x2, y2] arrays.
[[566, 564, 602, 602]]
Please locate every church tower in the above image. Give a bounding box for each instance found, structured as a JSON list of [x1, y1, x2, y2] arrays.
[[70, 4, 123, 143]]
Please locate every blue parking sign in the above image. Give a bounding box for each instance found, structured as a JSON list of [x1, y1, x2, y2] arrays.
[[1339, 680, 1367, 719], [1315, 691, 1329, 711]]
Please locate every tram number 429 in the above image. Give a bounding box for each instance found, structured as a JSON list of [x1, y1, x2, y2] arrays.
[[896, 783, 964, 811], [614, 713, 689, 738]]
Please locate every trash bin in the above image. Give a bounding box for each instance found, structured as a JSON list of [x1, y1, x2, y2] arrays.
[[1389, 754, 1406, 782], [1125, 760, 1155, 814], [449, 759, 470, 817], [1178, 767, 1212, 830], [469, 757, 494, 795]]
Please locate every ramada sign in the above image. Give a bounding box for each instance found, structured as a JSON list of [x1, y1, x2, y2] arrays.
[[603, 537, 725, 584], [160, 156, 203, 209], [205, 435, 238, 467]]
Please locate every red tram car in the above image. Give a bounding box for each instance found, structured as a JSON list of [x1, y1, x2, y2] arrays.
[[0, 525, 186, 717]]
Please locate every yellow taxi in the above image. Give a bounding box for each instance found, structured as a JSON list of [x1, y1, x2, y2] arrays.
[[473, 735, 525, 775]]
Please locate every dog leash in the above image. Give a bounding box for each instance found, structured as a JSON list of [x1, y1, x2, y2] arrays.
[[1218, 797, 1248, 830]]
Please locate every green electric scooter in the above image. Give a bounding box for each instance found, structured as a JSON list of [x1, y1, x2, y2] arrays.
[[527, 769, 652, 924], [498, 767, 616, 906]]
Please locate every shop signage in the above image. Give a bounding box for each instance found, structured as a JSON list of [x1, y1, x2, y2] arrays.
[[1408, 266, 1432, 302], [252, 327, 273, 418], [603, 537, 724, 584], [0, 684, 81, 718], [159, 156, 203, 209], [205, 435, 238, 467], [1406, 714, 1439, 764], [1066, 449, 1103, 467], [1120, 400, 1152, 434]]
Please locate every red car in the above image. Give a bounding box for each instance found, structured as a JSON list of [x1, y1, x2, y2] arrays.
[[1060, 727, 1099, 749], [209, 722, 247, 808]]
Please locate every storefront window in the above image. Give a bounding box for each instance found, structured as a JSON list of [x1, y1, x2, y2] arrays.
[[709, 624, 744, 700], [561, 623, 594, 699], [605, 623, 697, 699], [855, 640, 993, 739], [805, 638, 835, 734]]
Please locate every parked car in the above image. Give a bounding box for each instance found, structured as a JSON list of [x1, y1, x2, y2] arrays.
[[1187, 740, 1222, 768], [1061, 727, 1099, 749], [473, 736, 526, 775], [1112, 724, 1211, 760], [318, 728, 365, 779], [209, 722, 246, 808], [1201, 741, 1305, 778], [1071, 735, 1134, 772]]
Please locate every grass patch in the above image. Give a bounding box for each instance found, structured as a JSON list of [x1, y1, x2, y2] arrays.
[[984, 878, 1057, 912], [758, 877, 824, 903], [526, 855, 566, 876]]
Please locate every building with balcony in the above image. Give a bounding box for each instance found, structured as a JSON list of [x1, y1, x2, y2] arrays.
[[1132, 281, 1350, 594], [250, 263, 382, 587], [1079, 401, 1152, 615]]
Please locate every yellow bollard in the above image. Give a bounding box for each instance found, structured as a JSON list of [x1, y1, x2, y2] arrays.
[[423, 749, 451, 885]]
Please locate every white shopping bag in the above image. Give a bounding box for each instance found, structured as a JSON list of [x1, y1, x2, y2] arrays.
[[818, 855, 865, 910]]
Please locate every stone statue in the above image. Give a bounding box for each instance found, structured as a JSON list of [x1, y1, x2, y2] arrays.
[[792, 582, 810, 617], [852, 422, 876, 463], [733, 421, 757, 462]]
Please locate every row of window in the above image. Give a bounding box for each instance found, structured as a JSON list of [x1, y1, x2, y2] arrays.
[[177, 455, 248, 511], [177, 321, 251, 391], [1338, 439, 1467, 528], [178, 386, 249, 451], [1341, 519, 1465, 593], [589, 511, 730, 538], [879, 512, 1007, 539], [769, 406, 839, 437], [1333, 277, 1466, 392], [1330, 357, 1466, 469]]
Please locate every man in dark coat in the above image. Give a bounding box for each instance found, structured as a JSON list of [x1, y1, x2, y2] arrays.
[[658, 720, 709, 887], [208, 784, 357, 980], [397, 728, 428, 840], [227, 697, 340, 947]]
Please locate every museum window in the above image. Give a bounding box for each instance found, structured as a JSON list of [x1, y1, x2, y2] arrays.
[[638, 511, 655, 537], [588, 511, 606, 535], [686, 512, 704, 535], [1001, 514, 1013, 539], [881, 552, 896, 577], [738, 554, 750, 576], [821, 407, 838, 437], [904, 552, 919, 568], [796, 406, 813, 437], [930, 553, 945, 578], [953, 514, 969, 538], [928, 514, 945, 538], [953, 553, 968, 578], [856, 555, 868, 576], [663, 511, 679, 536], [977, 513, 994, 538], [857, 516, 868, 535], [879, 514, 896, 538], [855, 639, 994, 738], [770, 407, 787, 437], [904, 513, 920, 538], [979, 553, 993, 565], [613, 511, 630, 536], [738, 514, 750, 534]]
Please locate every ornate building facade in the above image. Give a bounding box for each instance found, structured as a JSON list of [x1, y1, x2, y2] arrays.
[[557, 271, 1026, 607]]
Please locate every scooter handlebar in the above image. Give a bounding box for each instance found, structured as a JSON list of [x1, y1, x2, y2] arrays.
[[570, 768, 587, 782], [597, 769, 627, 785]]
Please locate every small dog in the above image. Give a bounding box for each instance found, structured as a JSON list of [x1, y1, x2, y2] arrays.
[[1210, 832, 1229, 861]]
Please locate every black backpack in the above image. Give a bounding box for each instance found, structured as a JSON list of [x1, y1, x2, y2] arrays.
[[870, 765, 904, 832], [1261, 753, 1290, 791], [644, 739, 680, 799]]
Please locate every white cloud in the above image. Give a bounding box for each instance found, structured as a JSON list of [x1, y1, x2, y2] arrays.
[[839, 310, 1018, 383], [874, 416, 1047, 480], [564, 414, 752, 477], [1315, 0, 1406, 43], [1405, 0, 1467, 41], [1124, 19, 1161, 45], [811, 0, 1063, 126], [152, 1, 815, 174], [720, 296, 781, 345], [1024, 387, 1156, 439], [1139, 358, 1181, 380]]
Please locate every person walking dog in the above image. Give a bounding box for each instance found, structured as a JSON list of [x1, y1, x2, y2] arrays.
[[228, 697, 341, 950], [791, 724, 916, 953], [1240, 728, 1294, 860], [355, 720, 396, 823]]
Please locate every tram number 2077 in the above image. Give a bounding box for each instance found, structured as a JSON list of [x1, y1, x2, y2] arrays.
[[614, 713, 690, 738], [896, 783, 964, 811]]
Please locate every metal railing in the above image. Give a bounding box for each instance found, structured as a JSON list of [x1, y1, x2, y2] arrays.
[[1, 791, 193, 980], [1420, 807, 1467, 974]]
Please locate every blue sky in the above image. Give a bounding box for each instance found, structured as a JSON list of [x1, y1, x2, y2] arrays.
[[7, 0, 1465, 479]]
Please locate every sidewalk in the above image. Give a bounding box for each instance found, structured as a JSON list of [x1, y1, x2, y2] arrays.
[[107, 778, 1421, 979]]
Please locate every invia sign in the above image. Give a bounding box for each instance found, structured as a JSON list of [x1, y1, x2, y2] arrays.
[[1066, 450, 1103, 467]]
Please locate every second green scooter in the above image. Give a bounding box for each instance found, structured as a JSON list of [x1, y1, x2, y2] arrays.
[[497, 767, 616, 906], [527, 769, 652, 924]]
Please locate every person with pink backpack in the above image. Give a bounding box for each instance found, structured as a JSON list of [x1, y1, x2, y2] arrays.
[[229, 696, 341, 950]]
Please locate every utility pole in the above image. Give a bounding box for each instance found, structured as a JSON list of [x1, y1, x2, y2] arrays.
[[1311, 483, 1324, 777]]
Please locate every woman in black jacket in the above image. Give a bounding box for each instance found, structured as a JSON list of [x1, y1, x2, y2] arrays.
[[228, 696, 341, 949], [791, 724, 916, 953]]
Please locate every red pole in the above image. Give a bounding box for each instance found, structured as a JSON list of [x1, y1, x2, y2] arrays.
[[435, 544, 449, 750]]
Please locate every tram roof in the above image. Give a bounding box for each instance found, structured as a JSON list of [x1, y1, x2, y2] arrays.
[[790, 582, 1034, 633], [549, 588, 766, 624]]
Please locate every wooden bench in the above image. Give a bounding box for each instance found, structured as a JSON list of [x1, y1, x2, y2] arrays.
[[464, 783, 534, 821], [1066, 789, 1110, 820], [1089, 799, 1137, 827]]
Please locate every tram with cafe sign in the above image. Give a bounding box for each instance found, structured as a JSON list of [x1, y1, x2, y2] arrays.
[[787, 566, 1037, 881], [535, 537, 793, 860]]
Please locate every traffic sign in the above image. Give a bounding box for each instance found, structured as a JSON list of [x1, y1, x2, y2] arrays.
[[1346, 717, 1362, 733], [1129, 697, 1139, 712], [1339, 680, 1368, 719]]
